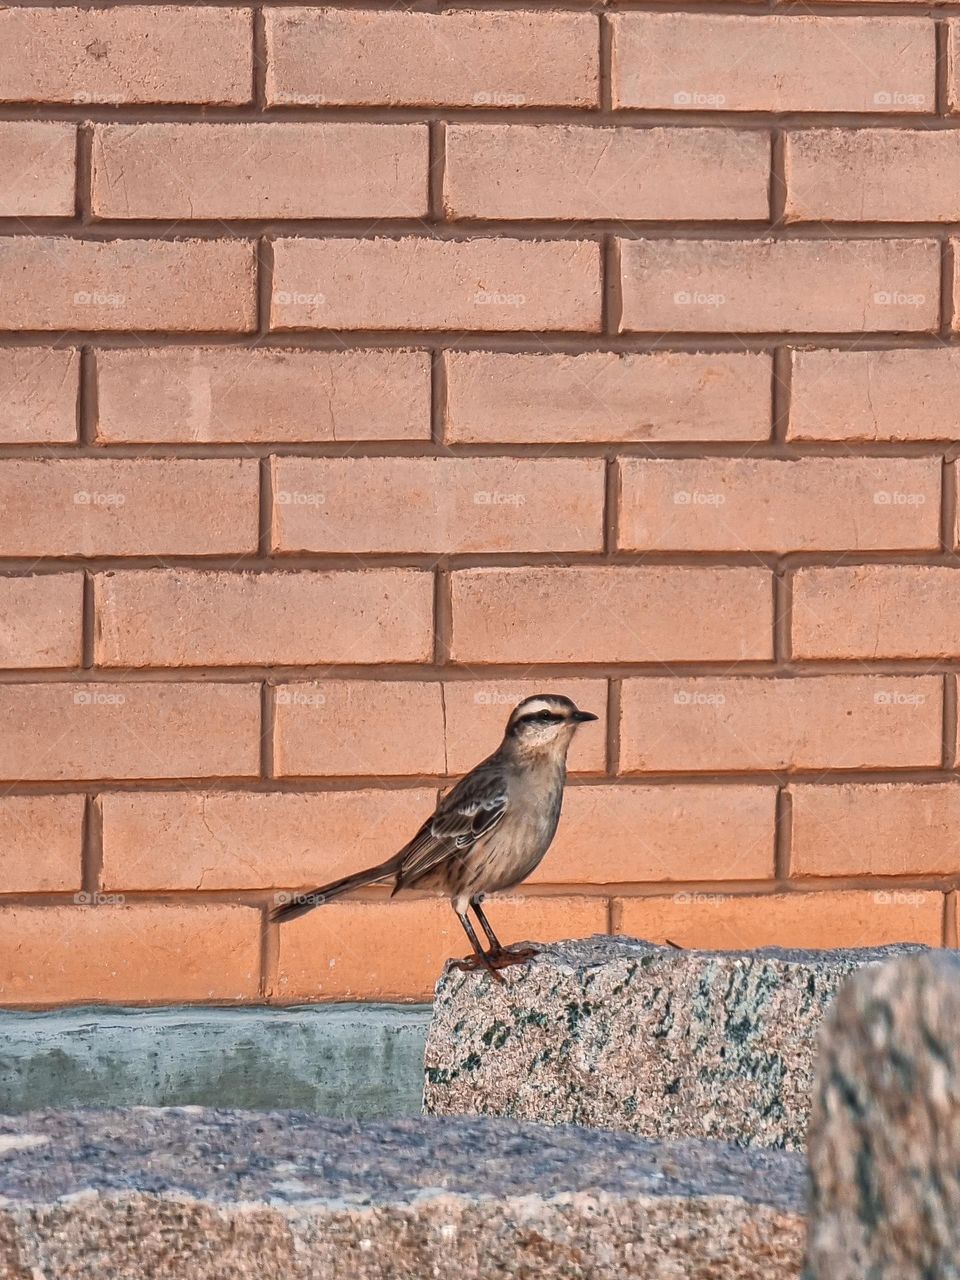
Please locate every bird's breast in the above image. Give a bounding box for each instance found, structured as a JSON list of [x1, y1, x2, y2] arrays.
[[472, 774, 565, 895]]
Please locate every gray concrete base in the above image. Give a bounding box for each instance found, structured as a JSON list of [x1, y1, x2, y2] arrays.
[[0, 1005, 430, 1117]]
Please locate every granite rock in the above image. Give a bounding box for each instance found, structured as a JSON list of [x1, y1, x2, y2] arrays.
[[804, 950, 960, 1280], [0, 1108, 805, 1279], [423, 936, 926, 1150]]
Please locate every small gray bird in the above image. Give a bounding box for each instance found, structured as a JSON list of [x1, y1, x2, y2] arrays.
[[271, 694, 598, 979]]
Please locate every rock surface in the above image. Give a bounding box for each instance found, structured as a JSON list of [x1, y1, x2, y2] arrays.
[[804, 950, 960, 1279], [424, 936, 925, 1150], [0, 1108, 805, 1279]]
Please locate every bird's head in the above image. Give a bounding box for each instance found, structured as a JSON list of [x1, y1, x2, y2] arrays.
[[504, 694, 599, 759]]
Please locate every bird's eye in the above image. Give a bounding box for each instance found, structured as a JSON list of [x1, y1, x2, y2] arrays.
[[537, 710, 554, 722]]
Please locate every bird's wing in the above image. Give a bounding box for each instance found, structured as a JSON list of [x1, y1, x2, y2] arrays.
[[395, 764, 508, 889]]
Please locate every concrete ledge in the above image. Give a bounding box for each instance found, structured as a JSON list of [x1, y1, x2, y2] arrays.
[[0, 1005, 430, 1116], [0, 1108, 805, 1279], [424, 936, 925, 1149]]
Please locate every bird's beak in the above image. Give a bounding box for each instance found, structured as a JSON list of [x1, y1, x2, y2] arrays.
[[572, 709, 599, 723]]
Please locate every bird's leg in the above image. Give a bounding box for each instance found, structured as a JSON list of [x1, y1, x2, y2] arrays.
[[450, 909, 505, 984], [470, 899, 503, 951], [471, 899, 538, 968]]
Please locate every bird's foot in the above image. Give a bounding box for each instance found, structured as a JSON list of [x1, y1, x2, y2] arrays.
[[487, 944, 538, 968], [450, 953, 506, 984], [450, 944, 539, 980]]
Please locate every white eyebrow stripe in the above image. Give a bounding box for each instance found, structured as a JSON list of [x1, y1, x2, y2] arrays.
[[513, 698, 560, 718]]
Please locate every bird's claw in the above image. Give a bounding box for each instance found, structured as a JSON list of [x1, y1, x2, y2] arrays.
[[489, 945, 539, 966], [450, 944, 538, 981], [450, 954, 506, 983]]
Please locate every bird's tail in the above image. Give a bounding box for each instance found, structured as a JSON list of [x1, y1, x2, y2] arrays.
[[271, 856, 400, 923]]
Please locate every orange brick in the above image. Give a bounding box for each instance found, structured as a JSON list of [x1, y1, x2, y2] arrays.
[[0, 460, 257, 556], [272, 678, 607, 780], [94, 569, 434, 667], [0, 6, 252, 105], [441, 679, 607, 776], [92, 123, 428, 219], [532, 785, 776, 885], [0, 122, 75, 215], [786, 129, 960, 222], [618, 458, 940, 552], [95, 348, 431, 444], [0, 905, 261, 1005], [613, 890, 943, 950], [948, 22, 960, 113], [265, 9, 598, 108], [0, 238, 256, 332], [0, 795, 84, 893], [950, 242, 960, 331], [450, 567, 773, 664], [790, 348, 960, 441], [100, 789, 436, 891], [611, 14, 934, 112], [619, 676, 942, 773], [0, 349, 79, 444], [275, 682, 446, 777], [443, 351, 771, 445], [0, 574, 83, 668], [444, 125, 769, 221], [792, 566, 960, 659], [275, 895, 607, 1002], [271, 457, 604, 555], [271, 237, 601, 333], [271, 678, 609, 778], [792, 783, 960, 878], [0, 683, 260, 781], [618, 238, 939, 334]]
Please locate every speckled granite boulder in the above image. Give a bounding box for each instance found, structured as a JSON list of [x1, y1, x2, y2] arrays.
[[805, 951, 960, 1279], [423, 937, 925, 1150], [0, 1108, 805, 1279]]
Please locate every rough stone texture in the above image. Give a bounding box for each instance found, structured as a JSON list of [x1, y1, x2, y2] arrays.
[[0, 1108, 805, 1279], [424, 937, 926, 1150], [804, 951, 960, 1279]]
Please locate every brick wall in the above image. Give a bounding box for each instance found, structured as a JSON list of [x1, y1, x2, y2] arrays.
[[2, 2, 958, 1006]]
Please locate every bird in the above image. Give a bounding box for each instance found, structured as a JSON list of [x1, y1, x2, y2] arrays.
[[271, 693, 599, 980]]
